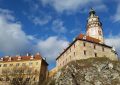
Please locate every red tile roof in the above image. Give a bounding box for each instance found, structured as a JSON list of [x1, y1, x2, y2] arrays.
[[3, 57, 9, 62], [76, 34, 100, 43], [0, 53, 48, 65], [12, 56, 19, 61], [0, 53, 42, 62]]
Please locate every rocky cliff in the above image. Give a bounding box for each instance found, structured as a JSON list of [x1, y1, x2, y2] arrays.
[[46, 57, 120, 85]]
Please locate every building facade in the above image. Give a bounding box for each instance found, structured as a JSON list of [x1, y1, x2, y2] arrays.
[[0, 53, 48, 85], [56, 9, 118, 69], [56, 34, 118, 68]]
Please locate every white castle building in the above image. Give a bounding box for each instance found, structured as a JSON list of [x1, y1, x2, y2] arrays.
[[55, 8, 118, 69]]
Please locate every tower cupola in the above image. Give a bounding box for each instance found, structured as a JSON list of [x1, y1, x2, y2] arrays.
[[89, 8, 96, 17], [86, 8, 104, 44]]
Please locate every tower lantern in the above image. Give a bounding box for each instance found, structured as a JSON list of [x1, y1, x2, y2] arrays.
[[86, 8, 104, 44], [89, 8, 96, 17]]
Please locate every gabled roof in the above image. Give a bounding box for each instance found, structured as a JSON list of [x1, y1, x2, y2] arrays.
[[77, 34, 100, 43]]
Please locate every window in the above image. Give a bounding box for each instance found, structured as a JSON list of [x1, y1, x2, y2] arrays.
[[94, 44, 96, 49], [95, 53, 97, 57], [10, 64, 13, 66], [83, 42, 86, 47], [22, 63, 26, 66], [33, 77, 36, 81], [84, 50, 86, 55], [0, 78, 3, 81], [36, 62, 38, 65], [102, 47, 104, 52], [19, 78, 23, 81], [13, 78, 16, 81], [28, 69, 32, 73], [74, 44, 75, 48], [98, 30, 102, 35], [74, 52, 75, 56], [6, 78, 9, 81], [3, 64, 7, 67], [16, 63, 20, 66], [26, 78, 30, 81], [29, 62, 33, 66]]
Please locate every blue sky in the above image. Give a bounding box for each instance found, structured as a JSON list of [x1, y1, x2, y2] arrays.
[[0, 0, 120, 69]]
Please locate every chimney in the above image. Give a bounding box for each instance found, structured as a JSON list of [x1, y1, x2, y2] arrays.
[[27, 53, 31, 56], [30, 55, 34, 59], [8, 57, 11, 61], [83, 36, 86, 40], [18, 56, 21, 60], [0, 58, 3, 61], [36, 52, 40, 55]]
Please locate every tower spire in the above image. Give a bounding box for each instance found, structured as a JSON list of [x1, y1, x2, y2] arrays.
[[86, 8, 104, 44]]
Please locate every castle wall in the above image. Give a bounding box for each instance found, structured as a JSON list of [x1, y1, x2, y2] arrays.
[[56, 40, 118, 68]]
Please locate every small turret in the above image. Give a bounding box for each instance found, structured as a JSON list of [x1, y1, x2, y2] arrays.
[[89, 8, 96, 17]]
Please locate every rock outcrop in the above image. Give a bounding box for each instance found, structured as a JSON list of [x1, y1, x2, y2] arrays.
[[46, 57, 120, 85]]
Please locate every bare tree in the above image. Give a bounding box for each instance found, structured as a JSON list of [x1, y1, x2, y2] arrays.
[[1, 66, 39, 85]]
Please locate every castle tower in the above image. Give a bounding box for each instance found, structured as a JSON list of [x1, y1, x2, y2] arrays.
[[86, 8, 104, 44]]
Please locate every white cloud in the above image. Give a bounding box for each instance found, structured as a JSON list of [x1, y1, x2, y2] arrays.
[[70, 28, 80, 34], [0, 8, 33, 55], [0, 8, 15, 21], [112, 3, 120, 22], [32, 15, 52, 26], [94, 4, 107, 12], [37, 36, 69, 62], [0, 8, 69, 63], [41, 0, 107, 13], [52, 19, 67, 33], [105, 34, 120, 56]]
